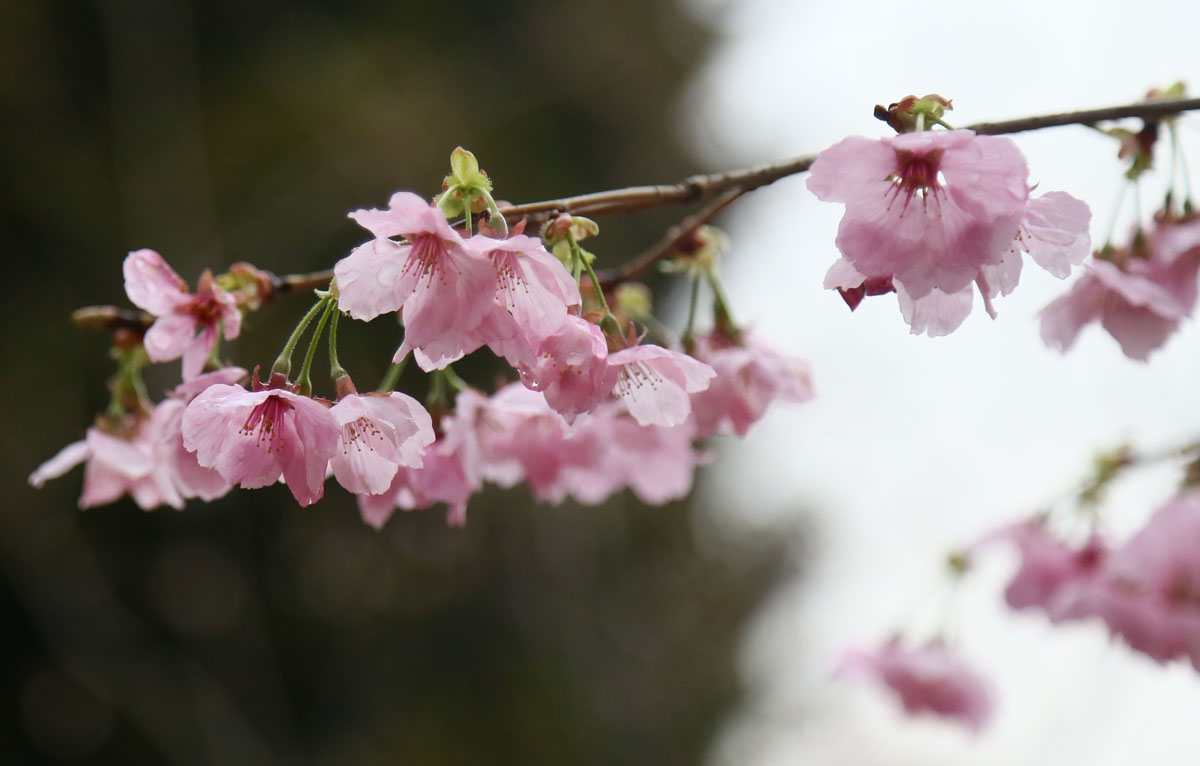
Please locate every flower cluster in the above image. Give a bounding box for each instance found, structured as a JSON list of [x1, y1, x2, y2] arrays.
[[31, 150, 815, 522], [810, 127, 1092, 336], [1041, 214, 1200, 359], [837, 638, 994, 733], [989, 493, 1200, 669]]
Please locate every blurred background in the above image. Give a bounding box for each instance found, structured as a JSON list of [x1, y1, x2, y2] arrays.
[[8, 0, 1200, 764], [1, 1, 793, 763]]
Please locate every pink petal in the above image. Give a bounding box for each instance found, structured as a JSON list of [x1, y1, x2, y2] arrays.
[[143, 313, 198, 364], [1039, 275, 1107, 352], [895, 282, 973, 337], [1021, 192, 1092, 278], [276, 395, 339, 506], [28, 440, 91, 488], [334, 239, 409, 321], [123, 249, 188, 315]]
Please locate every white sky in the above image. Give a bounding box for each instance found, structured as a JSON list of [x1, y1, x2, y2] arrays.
[[678, 1, 1200, 763]]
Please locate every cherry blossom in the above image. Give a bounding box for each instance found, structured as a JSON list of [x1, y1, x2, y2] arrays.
[[471, 233, 582, 368], [689, 331, 814, 438], [987, 519, 1107, 620], [123, 249, 242, 379], [445, 385, 600, 501], [328, 390, 435, 495], [1041, 218, 1200, 359], [1081, 493, 1200, 667], [519, 315, 618, 423], [546, 402, 704, 506], [334, 192, 496, 369], [607, 344, 715, 428], [838, 638, 994, 733], [152, 367, 249, 502], [356, 439, 479, 529], [809, 131, 1091, 335], [29, 418, 183, 511], [181, 370, 339, 507]]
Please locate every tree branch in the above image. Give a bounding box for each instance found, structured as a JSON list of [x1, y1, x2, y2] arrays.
[[76, 95, 1200, 322], [497, 96, 1200, 222], [595, 185, 746, 288]]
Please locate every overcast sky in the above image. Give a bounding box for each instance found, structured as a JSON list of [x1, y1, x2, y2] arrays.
[[679, 1, 1200, 763]]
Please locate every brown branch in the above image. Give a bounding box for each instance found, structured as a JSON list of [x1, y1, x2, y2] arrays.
[[72, 306, 154, 333], [215, 95, 1200, 304], [596, 185, 747, 288], [271, 268, 337, 297]]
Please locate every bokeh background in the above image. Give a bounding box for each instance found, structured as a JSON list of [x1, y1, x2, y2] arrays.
[[7, 0, 1200, 764], [2, 1, 790, 763]]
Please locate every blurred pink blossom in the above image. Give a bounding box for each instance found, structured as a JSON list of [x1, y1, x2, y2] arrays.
[[838, 638, 994, 733]]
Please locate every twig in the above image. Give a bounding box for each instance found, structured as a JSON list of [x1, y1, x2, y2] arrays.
[[596, 185, 746, 288], [73, 95, 1200, 322]]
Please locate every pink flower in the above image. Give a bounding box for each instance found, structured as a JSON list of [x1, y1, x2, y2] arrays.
[[444, 385, 600, 500], [546, 403, 704, 506], [987, 519, 1107, 619], [152, 366, 249, 502], [329, 391, 435, 495], [810, 131, 1090, 335], [1041, 219, 1200, 360], [1084, 493, 1200, 667], [689, 332, 814, 437], [30, 418, 183, 511], [356, 439, 479, 529], [837, 638, 994, 733], [607, 344, 715, 428], [123, 249, 242, 379], [471, 234, 582, 368], [181, 370, 339, 506], [334, 192, 496, 370], [520, 316, 617, 423]]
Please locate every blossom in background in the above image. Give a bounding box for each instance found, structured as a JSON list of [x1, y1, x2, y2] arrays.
[[689, 331, 814, 438], [29, 420, 183, 511], [553, 402, 704, 506], [123, 249, 242, 379], [335, 192, 496, 369], [357, 438, 479, 529], [182, 370, 339, 507], [1040, 217, 1200, 360], [152, 366, 249, 503], [987, 494, 1200, 669], [985, 518, 1107, 619], [838, 638, 994, 733], [1071, 493, 1200, 668], [809, 130, 1091, 335], [445, 385, 600, 499]]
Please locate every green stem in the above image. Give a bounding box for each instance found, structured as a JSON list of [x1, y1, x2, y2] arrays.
[[1102, 179, 1130, 249], [376, 356, 407, 393], [428, 367, 448, 408], [205, 327, 223, 372], [272, 298, 328, 377], [1174, 124, 1193, 206], [328, 308, 347, 380], [442, 365, 468, 392], [681, 272, 701, 353], [706, 270, 741, 342], [569, 230, 608, 311], [297, 298, 334, 396]]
